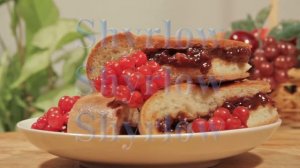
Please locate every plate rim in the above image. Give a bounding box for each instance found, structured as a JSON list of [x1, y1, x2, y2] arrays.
[[17, 117, 282, 139]]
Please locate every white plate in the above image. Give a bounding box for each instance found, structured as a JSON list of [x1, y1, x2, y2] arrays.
[[17, 118, 281, 167]]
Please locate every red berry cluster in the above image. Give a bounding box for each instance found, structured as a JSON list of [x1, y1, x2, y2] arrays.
[[191, 106, 249, 132], [31, 96, 80, 132], [250, 37, 297, 89], [93, 51, 168, 108]]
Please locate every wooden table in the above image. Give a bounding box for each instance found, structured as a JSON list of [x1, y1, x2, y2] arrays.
[[0, 126, 299, 168]]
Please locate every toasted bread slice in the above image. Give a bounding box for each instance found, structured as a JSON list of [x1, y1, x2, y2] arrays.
[[86, 33, 251, 82], [138, 80, 278, 134], [67, 93, 128, 135]]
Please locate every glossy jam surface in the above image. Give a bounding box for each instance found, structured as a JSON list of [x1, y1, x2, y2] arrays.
[[143, 45, 251, 74]]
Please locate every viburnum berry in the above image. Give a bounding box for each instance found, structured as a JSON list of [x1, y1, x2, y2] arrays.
[[46, 107, 63, 118], [152, 69, 167, 89], [48, 112, 64, 131], [101, 84, 115, 98], [58, 96, 76, 113], [31, 122, 38, 129], [146, 61, 160, 72], [225, 116, 242, 130], [93, 76, 102, 92], [115, 85, 131, 102], [128, 91, 144, 108], [191, 118, 209, 132], [36, 116, 48, 130], [140, 82, 158, 100], [213, 107, 231, 121], [119, 56, 135, 70], [137, 65, 152, 77], [132, 51, 147, 67], [232, 106, 250, 125], [119, 69, 135, 85], [127, 72, 145, 90], [101, 68, 117, 85], [208, 117, 225, 131], [105, 61, 122, 75], [44, 124, 59, 131], [73, 96, 80, 102]]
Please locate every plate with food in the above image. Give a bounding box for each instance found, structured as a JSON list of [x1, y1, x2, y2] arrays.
[[17, 33, 281, 167]]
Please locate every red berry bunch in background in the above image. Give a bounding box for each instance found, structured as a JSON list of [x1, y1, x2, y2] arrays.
[[250, 37, 297, 89], [92, 51, 168, 108], [191, 106, 249, 133], [31, 96, 80, 132]]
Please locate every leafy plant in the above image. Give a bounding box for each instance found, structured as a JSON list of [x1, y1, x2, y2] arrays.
[[0, 0, 91, 131]]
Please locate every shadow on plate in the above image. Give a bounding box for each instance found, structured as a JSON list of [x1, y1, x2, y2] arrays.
[[39, 152, 262, 168]]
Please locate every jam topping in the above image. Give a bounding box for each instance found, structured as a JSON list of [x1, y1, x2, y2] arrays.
[[222, 92, 273, 110], [156, 112, 191, 133], [143, 45, 250, 74]]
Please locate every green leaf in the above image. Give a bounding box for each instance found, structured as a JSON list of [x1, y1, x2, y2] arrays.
[[16, 0, 59, 44], [269, 20, 300, 40], [10, 3, 20, 36], [62, 48, 86, 84], [31, 19, 88, 50], [34, 85, 79, 111], [231, 15, 256, 31], [0, 0, 9, 6], [0, 51, 10, 89], [255, 6, 271, 28], [11, 50, 51, 88]]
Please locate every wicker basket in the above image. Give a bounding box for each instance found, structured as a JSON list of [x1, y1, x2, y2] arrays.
[[272, 69, 300, 127]]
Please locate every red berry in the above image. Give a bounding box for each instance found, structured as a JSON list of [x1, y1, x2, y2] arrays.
[[225, 116, 242, 130], [73, 96, 80, 102], [152, 69, 167, 89], [31, 122, 38, 129], [264, 45, 279, 60], [93, 76, 102, 92], [101, 84, 115, 98], [232, 106, 250, 125], [262, 37, 277, 47], [251, 69, 261, 79], [36, 116, 48, 130], [146, 61, 160, 72], [251, 56, 266, 67], [44, 124, 59, 132], [258, 62, 274, 77], [101, 68, 117, 85], [274, 69, 288, 83], [137, 65, 152, 77], [252, 28, 268, 40], [128, 72, 146, 90], [46, 107, 63, 118], [213, 107, 231, 121], [240, 125, 247, 129], [229, 31, 259, 52], [115, 85, 131, 102], [133, 51, 147, 67], [128, 91, 144, 108], [119, 56, 135, 70], [119, 69, 135, 85], [254, 48, 265, 57], [191, 118, 209, 132], [286, 55, 297, 68], [274, 56, 290, 69], [208, 117, 225, 131], [48, 113, 64, 131], [63, 113, 69, 125], [58, 96, 76, 113], [141, 82, 158, 100], [105, 61, 122, 75]]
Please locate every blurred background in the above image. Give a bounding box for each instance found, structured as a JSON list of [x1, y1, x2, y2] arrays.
[[0, 0, 300, 132]]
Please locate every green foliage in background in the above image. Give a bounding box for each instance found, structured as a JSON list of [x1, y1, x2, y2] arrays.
[[0, 0, 91, 132]]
